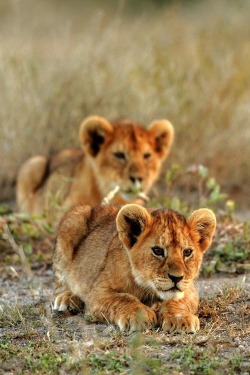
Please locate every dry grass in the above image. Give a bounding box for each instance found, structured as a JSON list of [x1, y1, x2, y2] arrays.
[[0, 0, 250, 209]]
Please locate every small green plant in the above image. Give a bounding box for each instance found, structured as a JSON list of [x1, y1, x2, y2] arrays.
[[228, 356, 243, 374], [152, 163, 229, 214], [203, 219, 250, 275], [84, 352, 131, 373], [0, 337, 68, 374], [25, 351, 67, 373], [170, 345, 243, 375], [0, 204, 54, 269]]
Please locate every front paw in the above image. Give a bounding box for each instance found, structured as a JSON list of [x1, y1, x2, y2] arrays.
[[53, 291, 84, 313], [117, 304, 157, 332], [160, 312, 200, 333]]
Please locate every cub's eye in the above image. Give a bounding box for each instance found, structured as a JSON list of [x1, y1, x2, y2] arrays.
[[183, 248, 193, 258], [143, 153, 151, 160], [151, 246, 165, 258], [114, 152, 126, 160]]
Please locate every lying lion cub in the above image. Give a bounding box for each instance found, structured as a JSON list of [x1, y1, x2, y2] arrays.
[[17, 116, 174, 216], [53, 204, 216, 332]]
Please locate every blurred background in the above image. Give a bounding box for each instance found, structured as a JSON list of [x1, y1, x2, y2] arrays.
[[0, 0, 249, 213]]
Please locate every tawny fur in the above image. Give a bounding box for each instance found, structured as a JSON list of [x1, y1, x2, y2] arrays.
[[53, 204, 216, 332], [16, 116, 174, 217]]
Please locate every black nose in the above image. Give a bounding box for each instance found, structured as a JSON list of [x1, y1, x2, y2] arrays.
[[130, 176, 143, 183], [168, 274, 183, 284]]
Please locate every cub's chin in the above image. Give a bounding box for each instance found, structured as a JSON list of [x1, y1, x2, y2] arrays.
[[120, 188, 142, 200], [120, 190, 149, 203], [157, 289, 185, 301], [120, 191, 138, 201]]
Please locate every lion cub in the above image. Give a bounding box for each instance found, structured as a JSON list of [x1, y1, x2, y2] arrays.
[[53, 204, 216, 332], [16, 116, 174, 216]]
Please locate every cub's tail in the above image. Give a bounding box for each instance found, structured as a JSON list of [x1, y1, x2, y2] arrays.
[[16, 155, 49, 213]]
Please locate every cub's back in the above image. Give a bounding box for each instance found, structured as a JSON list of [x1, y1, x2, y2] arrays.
[[54, 205, 120, 293]]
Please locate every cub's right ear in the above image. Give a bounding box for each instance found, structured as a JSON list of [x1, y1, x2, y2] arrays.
[[116, 204, 151, 249], [79, 116, 113, 157], [148, 119, 174, 160], [188, 208, 216, 252]]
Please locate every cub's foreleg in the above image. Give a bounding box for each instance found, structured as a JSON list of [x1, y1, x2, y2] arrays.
[[53, 205, 93, 313], [158, 287, 200, 333], [87, 290, 157, 332]]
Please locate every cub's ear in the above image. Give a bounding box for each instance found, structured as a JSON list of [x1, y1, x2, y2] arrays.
[[188, 208, 216, 252], [79, 116, 113, 157], [116, 204, 151, 249], [148, 119, 174, 159]]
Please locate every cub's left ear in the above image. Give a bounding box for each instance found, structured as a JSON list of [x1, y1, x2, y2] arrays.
[[188, 209, 216, 252], [148, 119, 174, 159], [79, 116, 113, 157], [116, 204, 151, 249]]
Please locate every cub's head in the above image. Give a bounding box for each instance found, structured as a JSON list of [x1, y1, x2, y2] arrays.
[[79, 116, 174, 203], [117, 204, 216, 301]]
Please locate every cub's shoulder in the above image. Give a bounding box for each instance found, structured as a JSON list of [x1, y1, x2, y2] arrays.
[[56, 205, 120, 261], [58, 204, 120, 242]]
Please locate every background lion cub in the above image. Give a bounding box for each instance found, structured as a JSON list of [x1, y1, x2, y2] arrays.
[[53, 204, 216, 332], [16, 116, 174, 216]]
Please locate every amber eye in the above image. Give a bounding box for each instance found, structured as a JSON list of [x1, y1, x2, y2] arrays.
[[151, 246, 165, 257], [183, 248, 193, 258], [143, 153, 151, 160], [114, 152, 126, 160]]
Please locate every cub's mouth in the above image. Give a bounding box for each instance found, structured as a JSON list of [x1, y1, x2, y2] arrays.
[[160, 286, 181, 293], [121, 178, 143, 196], [122, 185, 142, 195], [120, 190, 138, 202], [157, 286, 184, 301], [120, 189, 149, 202], [103, 185, 149, 204], [122, 189, 139, 195]]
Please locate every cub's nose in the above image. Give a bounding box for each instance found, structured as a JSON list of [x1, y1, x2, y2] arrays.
[[168, 274, 183, 284], [130, 176, 143, 184]]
